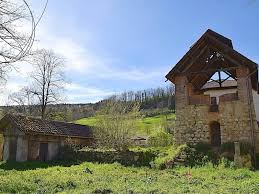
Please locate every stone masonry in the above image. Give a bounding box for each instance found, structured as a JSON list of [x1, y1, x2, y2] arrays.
[[174, 67, 259, 152]]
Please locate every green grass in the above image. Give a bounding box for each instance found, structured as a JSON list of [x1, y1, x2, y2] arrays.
[[75, 113, 175, 136], [75, 117, 99, 127], [0, 161, 258, 193], [136, 113, 175, 135]]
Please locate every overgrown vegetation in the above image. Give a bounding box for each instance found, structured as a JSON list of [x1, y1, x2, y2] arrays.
[[76, 110, 175, 136], [94, 100, 141, 150], [148, 130, 174, 147], [0, 161, 259, 193]]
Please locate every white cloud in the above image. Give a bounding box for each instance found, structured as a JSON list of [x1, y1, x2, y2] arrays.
[[64, 83, 115, 104], [33, 24, 164, 81], [0, 81, 27, 105], [0, 2, 166, 105]]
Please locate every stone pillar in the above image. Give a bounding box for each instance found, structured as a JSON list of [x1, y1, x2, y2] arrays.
[[3, 136, 10, 161], [174, 75, 189, 145], [236, 67, 257, 148], [175, 75, 189, 111], [16, 136, 28, 162], [236, 67, 252, 103]]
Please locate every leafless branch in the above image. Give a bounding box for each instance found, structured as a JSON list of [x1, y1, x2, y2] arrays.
[[0, 0, 48, 81], [30, 49, 66, 118]]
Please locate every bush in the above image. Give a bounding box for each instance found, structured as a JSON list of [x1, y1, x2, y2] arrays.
[[220, 142, 253, 155], [151, 144, 187, 169], [182, 142, 254, 168], [94, 101, 140, 151], [141, 109, 174, 117], [78, 148, 156, 167], [184, 143, 219, 167], [148, 130, 174, 147], [57, 138, 81, 161]]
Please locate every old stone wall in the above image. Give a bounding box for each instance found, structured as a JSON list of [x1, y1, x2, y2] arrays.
[[0, 134, 3, 160], [28, 140, 40, 160], [175, 100, 258, 148], [1, 122, 94, 161], [16, 136, 28, 162], [174, 67, 259, 152], [26, 135, 93, 161], [3, 136, 9, 160]]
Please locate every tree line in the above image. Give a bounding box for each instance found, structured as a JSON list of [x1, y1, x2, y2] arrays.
[[2, 85, 175, 121], [98, 85, 175, 111]]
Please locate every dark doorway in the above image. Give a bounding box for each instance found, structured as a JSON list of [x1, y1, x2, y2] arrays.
[[210, 121, 221, 147], [39, 143, 48, 161], [9, 137, 17, 161]]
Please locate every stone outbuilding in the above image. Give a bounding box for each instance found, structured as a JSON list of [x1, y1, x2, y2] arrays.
[[0, 114, 94, 162], [166, 29, 259, 153]]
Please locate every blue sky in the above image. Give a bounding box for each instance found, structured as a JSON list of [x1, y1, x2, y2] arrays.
[[1, 0, 259, 104]]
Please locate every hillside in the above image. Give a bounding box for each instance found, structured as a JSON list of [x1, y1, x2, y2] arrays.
[[75, 111, 175, 136], [1, 85, 175, 122]]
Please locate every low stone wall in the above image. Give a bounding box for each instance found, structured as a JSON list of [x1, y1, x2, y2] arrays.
[[77, 150, 156, 167]]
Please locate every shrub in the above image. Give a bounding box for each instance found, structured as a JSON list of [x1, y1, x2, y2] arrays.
[[78, 148, 156, 167], [58, 138, 81, 161], [148, 130, 174, 147], [94, 101, 140, 151], [151, 144, 187, 169], [220, 142, 234, 153], [184, 143, 219, 167], [220, 142, 253, 155]]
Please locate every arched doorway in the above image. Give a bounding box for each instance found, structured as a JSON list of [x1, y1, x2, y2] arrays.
[[210, 121, 221, 147]]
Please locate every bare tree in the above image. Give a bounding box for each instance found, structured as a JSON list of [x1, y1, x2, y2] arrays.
[[30, 49, 66, 118], [0, 0, 48, 81], [8, 86, 35, 114]]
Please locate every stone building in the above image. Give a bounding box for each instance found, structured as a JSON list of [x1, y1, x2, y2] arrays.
[[166, 29, 259, 152], [0, 114, 94, 161]]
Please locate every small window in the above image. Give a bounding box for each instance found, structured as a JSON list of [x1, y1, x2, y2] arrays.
[[210, 97, 217, 105]]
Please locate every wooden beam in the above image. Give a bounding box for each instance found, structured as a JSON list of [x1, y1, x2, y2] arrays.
[[182, 45, 209, 72], [181, 66, 239, 76], [223, 70, 237, 80], [218, 71, 222, 87], [221, 75, 231, 83]]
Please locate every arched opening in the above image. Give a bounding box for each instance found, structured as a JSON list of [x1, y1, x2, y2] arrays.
[[210, 121, 221, 147]]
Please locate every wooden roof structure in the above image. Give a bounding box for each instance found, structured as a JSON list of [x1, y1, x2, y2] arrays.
[[0, 114, 93, 138], [201, 80, 237, 90], [166, 29, 258, 90]]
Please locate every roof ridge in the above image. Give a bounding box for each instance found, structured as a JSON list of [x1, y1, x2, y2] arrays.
[[0, 113, 93, 138], [7, 113, 90, 127]]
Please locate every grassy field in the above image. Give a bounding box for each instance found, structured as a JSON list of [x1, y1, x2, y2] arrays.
[[0, 161, 258, 193], [75, 113, 175, 136]]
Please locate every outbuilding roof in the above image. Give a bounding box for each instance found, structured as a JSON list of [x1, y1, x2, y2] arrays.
[[0, 114, 93, 138]]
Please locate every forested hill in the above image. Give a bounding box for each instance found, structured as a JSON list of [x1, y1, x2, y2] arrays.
[[95, 85, 175, 110], [0, 85, 175, 121]]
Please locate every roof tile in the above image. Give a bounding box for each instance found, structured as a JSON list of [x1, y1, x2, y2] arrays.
[[1, 114, 93, 138]]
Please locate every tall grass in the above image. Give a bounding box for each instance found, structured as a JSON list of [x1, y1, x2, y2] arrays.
[[0, 161, 258, 193]]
